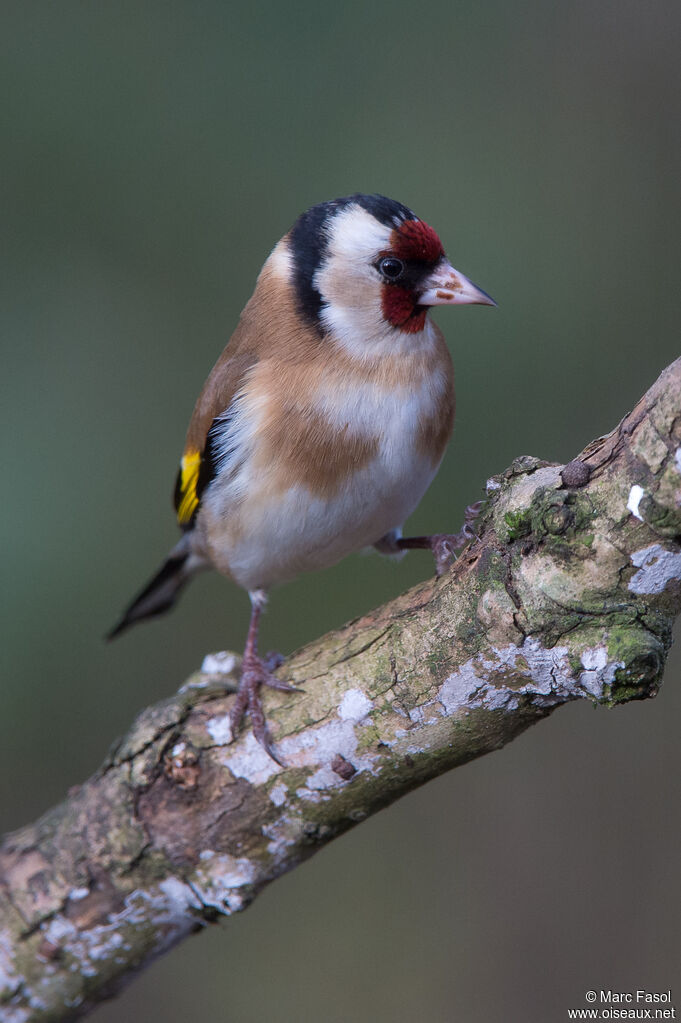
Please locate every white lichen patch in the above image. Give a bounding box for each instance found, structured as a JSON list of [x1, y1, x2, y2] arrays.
[[200, 651, 238, 675], [157, 877, 202, 914], [629, 544, 681, 594], [278, 716, 377, 792], [68, 886, 90, 902], [338, 688, 373, 721], [627, 485, 645, 521], [221, 732, 282, 785], [191, 851, 257, 913], [217, 686, 377, 792], [296, 786, 322, 802], [88, 931, 125, 961], [42, 907, 133, 980], [41, 915, 76, 945], [435, 637, 620, 716], [580, 645, 607, 672], [438, 639, 570, 713], [578, 645, 623, 697], [262, 814, 301, 863], [408, 704, 441, 726], [269, 782, 288, 806], [32, 873, 216, 995], [206, 713, 234, 747], [178, 676, 212, 693], [123, 880, 199, 955]]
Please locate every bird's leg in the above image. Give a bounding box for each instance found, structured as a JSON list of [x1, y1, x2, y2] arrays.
[[229, 589, 300, 765], [392, 501, 485, 576]]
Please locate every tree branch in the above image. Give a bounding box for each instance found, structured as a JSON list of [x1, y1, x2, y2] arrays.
[[3, 359, 681, 1022]]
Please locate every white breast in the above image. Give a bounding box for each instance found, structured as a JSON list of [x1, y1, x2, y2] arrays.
[[199, 328, 450, 591]]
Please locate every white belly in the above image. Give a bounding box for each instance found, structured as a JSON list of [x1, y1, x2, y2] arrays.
[[223, 446, 438, 590]]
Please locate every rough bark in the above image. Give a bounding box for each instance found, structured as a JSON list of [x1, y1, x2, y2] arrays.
[[2, 359, 681, 1022]]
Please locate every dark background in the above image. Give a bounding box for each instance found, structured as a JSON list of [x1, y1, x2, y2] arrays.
[[2, 3, 680, 1020]]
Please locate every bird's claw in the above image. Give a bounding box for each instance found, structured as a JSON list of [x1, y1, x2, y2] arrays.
[[229, 653, 301, 764], [246, 683, 286, 766], [263, 649, 285, 672], [431, 501, 485, 575], [429, 533, 466, 576], [261, 651, 303, 692]]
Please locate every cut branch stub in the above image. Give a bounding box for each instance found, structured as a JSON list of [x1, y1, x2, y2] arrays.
[[2, 358, 681, 1022]]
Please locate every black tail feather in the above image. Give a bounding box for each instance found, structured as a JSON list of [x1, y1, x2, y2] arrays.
[[108, 549, 193, 640]]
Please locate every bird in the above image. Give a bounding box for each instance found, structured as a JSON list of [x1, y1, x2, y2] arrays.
[[109, 193, 495, 762]]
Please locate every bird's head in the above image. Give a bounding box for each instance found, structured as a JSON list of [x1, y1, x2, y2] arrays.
[[278, 194, 494, 357]]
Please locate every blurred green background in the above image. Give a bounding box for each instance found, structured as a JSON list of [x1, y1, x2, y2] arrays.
[[2, 2, 680, 1020]]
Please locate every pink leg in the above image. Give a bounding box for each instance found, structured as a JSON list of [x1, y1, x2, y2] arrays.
[[229, 590, 300, 765], [394, 501, 484, 576]]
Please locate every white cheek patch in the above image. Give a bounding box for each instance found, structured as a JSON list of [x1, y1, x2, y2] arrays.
[[319, 204, 393, 270], [317, 295, 388, 354], [314, 205, 400, 356]]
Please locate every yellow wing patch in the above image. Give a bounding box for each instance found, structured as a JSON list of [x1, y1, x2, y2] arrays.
[[176, 450, 202, 526]]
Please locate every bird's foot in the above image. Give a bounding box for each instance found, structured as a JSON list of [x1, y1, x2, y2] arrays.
[[229, 651, 301, 765], [430, 501, 485, 574], [395, 500, 485, 576], [262, 650, 286, 672], [428, 533, 467, 576]]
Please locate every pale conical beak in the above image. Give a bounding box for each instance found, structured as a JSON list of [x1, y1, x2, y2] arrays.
[[418, 261, 496, 307]]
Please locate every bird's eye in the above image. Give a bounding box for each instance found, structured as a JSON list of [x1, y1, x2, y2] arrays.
[[379, 257, 404, 281]]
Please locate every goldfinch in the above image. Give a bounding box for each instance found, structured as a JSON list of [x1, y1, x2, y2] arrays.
[[109, 194, 494, 762]]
